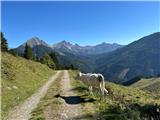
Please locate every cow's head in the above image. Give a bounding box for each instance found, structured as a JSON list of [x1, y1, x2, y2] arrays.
[[98, 74, 104, 82], [79, 72, 82, 77], [76, 72, 82, 80]]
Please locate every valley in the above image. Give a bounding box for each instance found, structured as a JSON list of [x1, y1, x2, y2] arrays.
[[13, 32, 160, 84]]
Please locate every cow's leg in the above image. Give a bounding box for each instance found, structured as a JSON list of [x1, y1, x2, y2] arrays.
[[100, 83, 104, 100], [89, 86, 93, 95]]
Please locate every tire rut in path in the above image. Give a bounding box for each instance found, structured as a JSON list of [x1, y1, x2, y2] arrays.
[[7, 71, 61, 120]]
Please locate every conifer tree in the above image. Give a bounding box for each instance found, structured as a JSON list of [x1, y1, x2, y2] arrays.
[[24, 44, 35, 60], [49, 52, 59, 69], [1, 32, 8, 52]]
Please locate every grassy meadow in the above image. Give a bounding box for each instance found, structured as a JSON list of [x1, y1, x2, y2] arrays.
[[1, 52, 55, 120]]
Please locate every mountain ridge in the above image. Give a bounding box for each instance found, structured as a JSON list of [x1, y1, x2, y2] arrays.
[[52, 40, 124, 55], [14, 38, 124, 56], [95, 32, 160, 83]]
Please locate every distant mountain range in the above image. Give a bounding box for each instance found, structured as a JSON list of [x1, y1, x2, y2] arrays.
[[13, 32, 160, 84], [52, 40, 123, 55], [14, 37, 123, 73], [15, 38, 123, 56]]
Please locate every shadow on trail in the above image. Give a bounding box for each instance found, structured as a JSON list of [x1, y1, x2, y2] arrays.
[[54, 94, 95, 105]]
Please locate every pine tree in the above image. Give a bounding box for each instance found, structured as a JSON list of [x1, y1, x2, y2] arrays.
[[1, 32, 8, 52], [49, 52, 59, 69], [24, 44, 35, 60], [70, 64, 74, 69]]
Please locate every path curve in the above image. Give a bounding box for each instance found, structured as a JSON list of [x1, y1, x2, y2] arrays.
[[7, 71, 61, 120]]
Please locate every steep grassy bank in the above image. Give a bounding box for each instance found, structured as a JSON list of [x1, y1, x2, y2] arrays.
[[70, 71, 160, 120], [1, 53, 54, 120]]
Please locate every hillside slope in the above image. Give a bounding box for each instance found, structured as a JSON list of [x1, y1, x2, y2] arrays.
[[70, 71, 160, 120], [58, 52, 96, 72], [1, 53, 54, 119], [131, 77, 160, 96], [96, 32, 160, 83]]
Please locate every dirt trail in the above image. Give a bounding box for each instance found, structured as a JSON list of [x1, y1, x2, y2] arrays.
[[59, 70, 83, 120], [7, 71, 61, 120], [44, 70, 85, 120]]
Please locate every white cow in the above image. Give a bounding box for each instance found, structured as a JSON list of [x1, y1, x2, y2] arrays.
[[78, 72, 108, 97]]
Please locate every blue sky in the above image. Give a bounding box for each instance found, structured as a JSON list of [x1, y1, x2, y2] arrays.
[[1, 1, 159, 48]]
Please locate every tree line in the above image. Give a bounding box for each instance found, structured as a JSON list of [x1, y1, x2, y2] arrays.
[[1, 32, 77, 70]]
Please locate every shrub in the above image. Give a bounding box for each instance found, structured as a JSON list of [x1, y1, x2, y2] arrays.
[[40, 53, 56, 69]]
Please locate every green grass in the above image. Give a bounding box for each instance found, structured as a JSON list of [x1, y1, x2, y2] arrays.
[[130, 77, 160, 98], [1, 52, 55, 120], [69, 70, 160, 120], [101, 81, 160, 120], [30, 71, 63, 120], [105, 81, 160, 104]]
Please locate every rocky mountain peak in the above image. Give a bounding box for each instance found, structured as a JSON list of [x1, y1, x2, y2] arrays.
[[23, 37, 48, 48]]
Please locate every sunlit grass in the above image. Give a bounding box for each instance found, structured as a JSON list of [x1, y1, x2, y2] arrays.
[[1, 53, 54, 120]]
